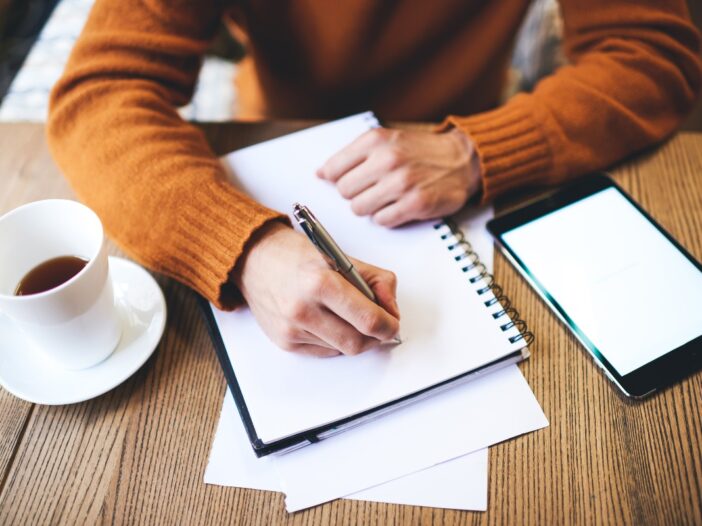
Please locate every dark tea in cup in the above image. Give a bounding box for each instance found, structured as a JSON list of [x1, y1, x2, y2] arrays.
[[14, 256, 89, 296]]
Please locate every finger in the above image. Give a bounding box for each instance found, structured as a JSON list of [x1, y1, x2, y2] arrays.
[[349, 175, 400, 217], [375, 280, 400, 320], [298, 328, 339, 349], [286, 343, 341, 357], [335, 157, 384, 200], [317, 129, 384, 182], [372, 195, 424, 228], [353, 259, 400, 319], [308, 308, 380, 356], [272, 318, 338, 350], [292, 299, 379, 355], [370, 281, 400, 320], [320, 275, 400, 341]]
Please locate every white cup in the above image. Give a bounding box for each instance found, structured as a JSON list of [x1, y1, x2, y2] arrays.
[[0, 199, 122, 369]]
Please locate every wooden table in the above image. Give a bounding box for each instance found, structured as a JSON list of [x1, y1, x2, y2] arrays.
[[0, 122, 701, 525]]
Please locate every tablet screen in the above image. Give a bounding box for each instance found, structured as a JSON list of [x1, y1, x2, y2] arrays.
[[501, 187, 702, 376]]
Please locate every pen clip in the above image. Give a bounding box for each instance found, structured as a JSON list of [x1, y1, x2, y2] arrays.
[[293, 203, 344, 271]]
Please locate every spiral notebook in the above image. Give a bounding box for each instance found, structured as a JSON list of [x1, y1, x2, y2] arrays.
[[201, 112, 533, 456]]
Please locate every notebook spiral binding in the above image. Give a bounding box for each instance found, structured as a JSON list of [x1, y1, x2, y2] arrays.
[[435, 218, 534, 347]]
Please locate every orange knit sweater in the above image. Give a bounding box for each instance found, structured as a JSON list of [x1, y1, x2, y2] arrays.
[[47, 0, 701, 309]]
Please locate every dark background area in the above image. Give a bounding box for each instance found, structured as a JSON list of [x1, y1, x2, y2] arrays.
[[0, 0, 701, 130], [0, 0, 59, 104]]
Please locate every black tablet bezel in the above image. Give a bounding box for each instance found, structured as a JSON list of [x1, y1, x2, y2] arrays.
[[487, 172, 702, 398]]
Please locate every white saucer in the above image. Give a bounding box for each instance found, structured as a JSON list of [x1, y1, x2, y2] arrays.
[[0, 257, 166, 405]]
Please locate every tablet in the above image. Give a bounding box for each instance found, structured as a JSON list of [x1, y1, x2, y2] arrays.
[[487, 173, 702, 398]]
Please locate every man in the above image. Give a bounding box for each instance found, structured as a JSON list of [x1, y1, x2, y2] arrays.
[[48, 0, 701, 357]]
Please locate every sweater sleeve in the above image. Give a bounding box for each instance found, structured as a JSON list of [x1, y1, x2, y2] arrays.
[[441, 0, 702, 202], [47, 0, 288, 310]]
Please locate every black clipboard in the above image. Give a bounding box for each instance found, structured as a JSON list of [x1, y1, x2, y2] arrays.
[[198, 294, 529, 457]]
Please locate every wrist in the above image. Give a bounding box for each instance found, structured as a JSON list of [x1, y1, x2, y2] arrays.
[[448, 128, 482, 202], [467, 141, 482, 201], [230, 220, 290, 293]]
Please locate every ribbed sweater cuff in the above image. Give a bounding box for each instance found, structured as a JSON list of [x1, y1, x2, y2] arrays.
[[439, 101, 554, 203], [168, 180, 289, 310]]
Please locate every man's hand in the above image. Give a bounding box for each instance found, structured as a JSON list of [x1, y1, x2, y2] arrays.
[[317, 128, 481, 228], [231, 222, 401, 357]]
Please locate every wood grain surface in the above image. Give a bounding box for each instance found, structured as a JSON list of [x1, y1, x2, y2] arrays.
[[0, 122, 700, 525]]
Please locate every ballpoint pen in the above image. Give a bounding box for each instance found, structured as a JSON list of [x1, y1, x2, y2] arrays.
[[292, 203, 401, 345]]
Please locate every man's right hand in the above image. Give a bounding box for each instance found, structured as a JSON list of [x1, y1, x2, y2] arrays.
[[231, 222, 401, 357]]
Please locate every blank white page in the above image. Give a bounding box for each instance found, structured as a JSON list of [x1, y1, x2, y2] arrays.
[[214, 113, 521, 443]]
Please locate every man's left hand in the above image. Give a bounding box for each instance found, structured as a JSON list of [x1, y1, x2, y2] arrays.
[[317, 127, 481, 228]]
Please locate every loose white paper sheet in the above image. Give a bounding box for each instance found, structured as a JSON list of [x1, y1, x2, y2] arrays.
[[205, 364, 547, 512], [347, 449, 489, 510], [204, 389, 488, 510], [272, 364, 547, 511]]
